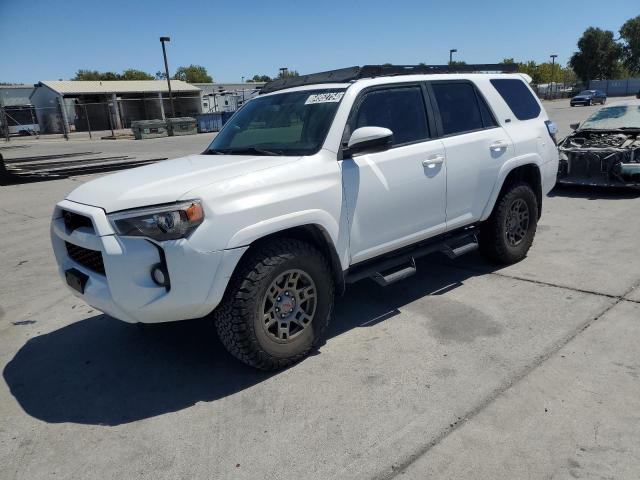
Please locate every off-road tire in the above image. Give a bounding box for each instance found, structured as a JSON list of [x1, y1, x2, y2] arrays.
[[480, 182, 538, 264], [214, 238, 334, 370]]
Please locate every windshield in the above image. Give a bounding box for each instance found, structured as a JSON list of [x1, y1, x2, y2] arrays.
[[205, 88, 346, 156], [578, 90, 595, 96], [580, 105, 640, 130]]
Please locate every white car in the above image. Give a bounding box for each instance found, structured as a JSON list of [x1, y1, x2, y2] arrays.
[[51, 64, 558, 370]]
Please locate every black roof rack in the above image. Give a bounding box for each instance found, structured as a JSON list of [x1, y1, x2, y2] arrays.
[[260, 63, 518, 94]]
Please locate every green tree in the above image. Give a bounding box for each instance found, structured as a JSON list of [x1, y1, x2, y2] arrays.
[[620, 15, 640, 74], [250, 74, 272, 82], [173, 65, 213, 83], [72, 69, 154, 81], [448, 60, 467, 66], [277, 69, 300, 78], [536, 62, 563, 84], [560, 66, 577, 85], [569, 27, 623, 81], [72, 69, 115, 80], [516, 61, 542, 84], [121, 69, 154, 80]]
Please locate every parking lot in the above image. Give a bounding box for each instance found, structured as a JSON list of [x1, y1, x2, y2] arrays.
[[1, 97, 639, 479]]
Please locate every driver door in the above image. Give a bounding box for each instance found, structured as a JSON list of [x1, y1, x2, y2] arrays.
[[341, 85, 447, 264]]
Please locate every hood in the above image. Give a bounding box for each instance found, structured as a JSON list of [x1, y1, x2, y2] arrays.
[[573, 94, 592, 99], [66, 154, 299, 213]]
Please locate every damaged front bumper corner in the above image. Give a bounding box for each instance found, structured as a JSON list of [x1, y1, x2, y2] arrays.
[[557, 131, 640, 188]]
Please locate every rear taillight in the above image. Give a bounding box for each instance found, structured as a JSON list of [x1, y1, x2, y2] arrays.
[[545, 120, 558, 144]]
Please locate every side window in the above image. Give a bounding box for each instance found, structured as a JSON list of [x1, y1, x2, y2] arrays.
[[431, 82, 486, 135], [353, 87, 429, 146], [490, 78, 541, 120], [477, 92, 498, 128]]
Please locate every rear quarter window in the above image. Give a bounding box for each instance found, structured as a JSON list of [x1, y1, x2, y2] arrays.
[[490, 79, 541, 120]]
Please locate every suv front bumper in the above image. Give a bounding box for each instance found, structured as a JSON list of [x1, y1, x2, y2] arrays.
[[50, 200, 247, 324]]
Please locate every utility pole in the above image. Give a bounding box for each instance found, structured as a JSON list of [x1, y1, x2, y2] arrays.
[[550, 54, 558, 99], [160, 37, 175, 118], [449, 49, 457, 64]]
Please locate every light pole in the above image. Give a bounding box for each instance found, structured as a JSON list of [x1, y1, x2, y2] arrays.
[[160, 36, 175, 118], [550, 54, 558, 98], [449, 49, 457, 64], [279, 67, 288, 78]]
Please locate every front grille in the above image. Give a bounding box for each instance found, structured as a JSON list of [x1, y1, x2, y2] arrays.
[[62, 210, 94, 232], [65, 242, 105, 275]]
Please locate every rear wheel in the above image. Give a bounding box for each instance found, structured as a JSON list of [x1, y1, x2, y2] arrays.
[[214, 238, 334, 370], [480, 182, 538, 264]]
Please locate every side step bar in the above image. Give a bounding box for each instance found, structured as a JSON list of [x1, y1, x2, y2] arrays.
[[346, 230, 479, 286], [372, 258, 417, 287]]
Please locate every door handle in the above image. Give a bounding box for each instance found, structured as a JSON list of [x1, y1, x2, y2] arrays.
[[490, 140, 508, 151], [422, 154, 445, 167]]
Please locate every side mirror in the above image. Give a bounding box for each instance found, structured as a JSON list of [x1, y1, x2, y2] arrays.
[[570, 122, 580, 131], [346, 127, 393, 155]]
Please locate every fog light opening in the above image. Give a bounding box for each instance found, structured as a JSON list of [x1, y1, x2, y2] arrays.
[[151, 264, 168, 287]]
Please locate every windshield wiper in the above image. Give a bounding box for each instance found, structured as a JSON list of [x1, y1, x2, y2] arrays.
[[203, 148, 226, 155], [222, 147, 284, 156], [204, 147, 284, 156]]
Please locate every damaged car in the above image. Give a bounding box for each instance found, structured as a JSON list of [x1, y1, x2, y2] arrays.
[[558, 100, 640, 188]]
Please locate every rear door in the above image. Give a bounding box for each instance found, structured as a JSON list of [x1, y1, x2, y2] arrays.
[[426, 80, 514, 230], [341, 84, 447, 264]]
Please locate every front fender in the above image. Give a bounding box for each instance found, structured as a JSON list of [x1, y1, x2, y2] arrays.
[[480, 153, 543, 221], [226, 209, 340, 250]]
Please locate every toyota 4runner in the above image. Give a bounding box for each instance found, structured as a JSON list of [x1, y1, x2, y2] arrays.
[[51, 64, 559, 370]]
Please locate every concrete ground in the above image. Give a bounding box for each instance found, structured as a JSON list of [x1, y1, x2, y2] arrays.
[[1, 98, 639, 480]]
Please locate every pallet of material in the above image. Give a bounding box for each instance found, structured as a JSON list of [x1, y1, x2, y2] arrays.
[[0, 151, 167, 185]]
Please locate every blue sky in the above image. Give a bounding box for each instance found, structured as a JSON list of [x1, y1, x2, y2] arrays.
[[1, 0, 638, 83]]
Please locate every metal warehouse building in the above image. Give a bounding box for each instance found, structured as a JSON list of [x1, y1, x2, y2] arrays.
[[0, 84, 35, 106], [30, 80, 202, 134]]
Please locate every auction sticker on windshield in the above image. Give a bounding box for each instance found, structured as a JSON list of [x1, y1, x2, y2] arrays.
[[305, 92, 345, 104]]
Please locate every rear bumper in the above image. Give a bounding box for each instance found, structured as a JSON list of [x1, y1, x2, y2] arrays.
[[50, 199, 248, 323]]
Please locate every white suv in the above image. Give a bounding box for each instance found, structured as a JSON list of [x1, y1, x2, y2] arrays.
[[51, 65, 558, 369]]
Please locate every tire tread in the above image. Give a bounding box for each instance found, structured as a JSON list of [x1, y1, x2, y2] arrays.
[[480, 182, 538, 264], [214, 239, 334, 370]]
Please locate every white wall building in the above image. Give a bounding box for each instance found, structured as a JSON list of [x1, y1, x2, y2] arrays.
[[194, 82, 264, 113]]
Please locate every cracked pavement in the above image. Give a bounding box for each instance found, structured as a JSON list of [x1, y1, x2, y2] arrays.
[[1, 99, 639, 479]]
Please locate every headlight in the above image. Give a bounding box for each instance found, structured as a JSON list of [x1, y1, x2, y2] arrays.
[[108, 200, 204, 241]]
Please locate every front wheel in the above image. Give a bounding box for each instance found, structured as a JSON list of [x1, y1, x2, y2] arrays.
[[480, 182, 538, 264], [214, 238, 334, 370]]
